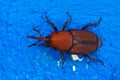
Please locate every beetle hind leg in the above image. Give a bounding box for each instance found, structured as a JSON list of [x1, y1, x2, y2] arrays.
[[81, 18, 102, 30], [83, 54, 105, 66]]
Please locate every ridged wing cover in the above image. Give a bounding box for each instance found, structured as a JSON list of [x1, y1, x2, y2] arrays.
[[69, 30, 99, 54]]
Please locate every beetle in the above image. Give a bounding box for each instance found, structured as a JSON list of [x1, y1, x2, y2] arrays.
[[27, 12, 104, 66]]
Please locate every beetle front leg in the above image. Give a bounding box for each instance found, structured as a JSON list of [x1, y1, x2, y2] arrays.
[[32, 27, 41, 37], [81, 18, 102, 30], [83, 54, 105, 66], [38, 43, 50, 48], [62, 12, 72, 30], [60, 51, 65, 68], [45, 13, 58, 32]]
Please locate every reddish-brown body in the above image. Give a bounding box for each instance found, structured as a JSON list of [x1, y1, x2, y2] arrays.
[[49, 30, 101, 54], [50, 31, 72, 51]]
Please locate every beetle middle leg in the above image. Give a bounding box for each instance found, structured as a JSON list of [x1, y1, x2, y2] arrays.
[[45, 13, 58, 32], [62, 12, 72, 30], [60, 51, 65, 68], [81, 18, 102, 30], [83, 54, 105, 66]]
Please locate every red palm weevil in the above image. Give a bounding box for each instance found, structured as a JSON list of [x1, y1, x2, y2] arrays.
[[27, 12, 104, 66]]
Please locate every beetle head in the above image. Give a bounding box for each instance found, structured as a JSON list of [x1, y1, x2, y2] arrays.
[[27, 28, 50, 47], [27, 36, 50, 47]]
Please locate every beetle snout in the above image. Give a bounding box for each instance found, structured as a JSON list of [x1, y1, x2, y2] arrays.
[[27, 35, 49, 42]]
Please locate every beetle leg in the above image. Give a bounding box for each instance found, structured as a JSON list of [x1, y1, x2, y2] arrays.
[[83, 54, 105, 66], [45, 12, 58, 32], [28, 41, 40, 47], [38, 43, 50, 48], [62, 12, 72, 30], [60, 51, 65, 68], [32, 27, 41, 37], [81, 18, 102, 30]]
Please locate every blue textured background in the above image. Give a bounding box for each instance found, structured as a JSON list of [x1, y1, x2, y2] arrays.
[[0, 0, 120, 80]]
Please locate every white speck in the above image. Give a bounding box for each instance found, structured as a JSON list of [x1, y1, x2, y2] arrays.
[[72, 65, 76, 71], [78, 58, 83, 61], [71, 54, 79, 61], [71, 54, 83, 61], [57, 60, 60, 66], [86, 64, 89, 69]]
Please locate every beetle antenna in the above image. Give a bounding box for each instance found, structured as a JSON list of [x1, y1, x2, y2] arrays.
[[28, 41, 40, 47]]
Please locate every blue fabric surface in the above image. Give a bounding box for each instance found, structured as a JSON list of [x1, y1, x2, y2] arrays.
[[0, 0, 120, 80]]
